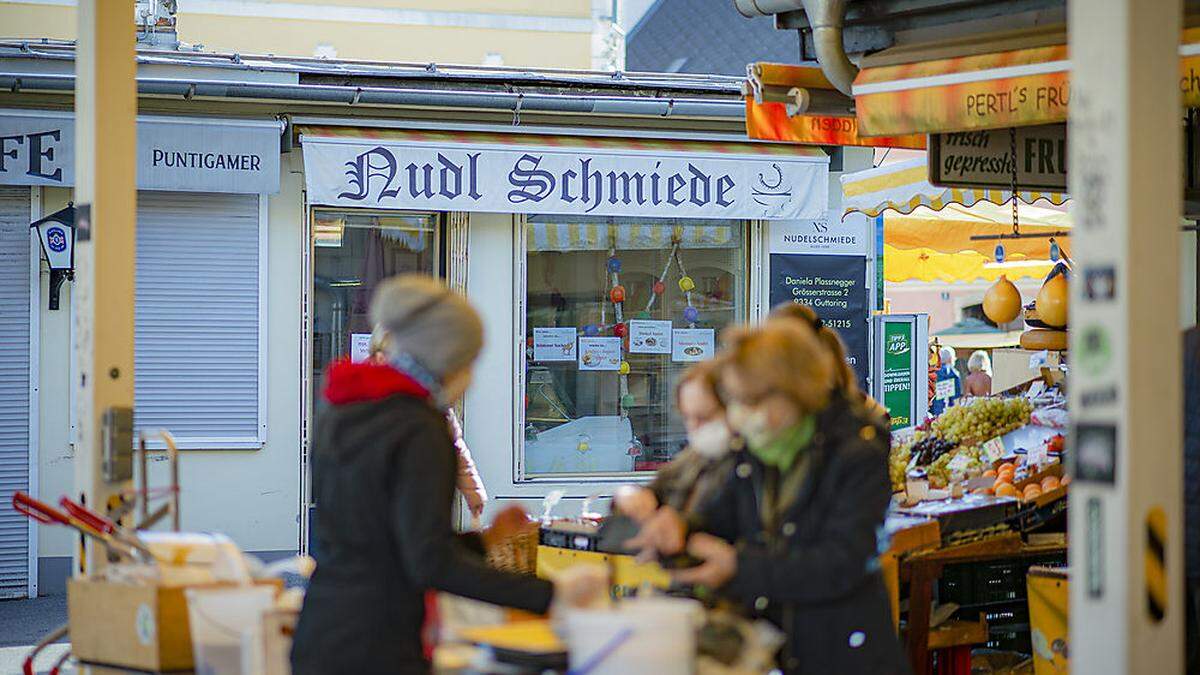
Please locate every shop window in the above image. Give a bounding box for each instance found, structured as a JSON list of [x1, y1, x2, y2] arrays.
[[521, 216, 747, 478], [134, 192, 265, 448], [310, 210, 439, 409]]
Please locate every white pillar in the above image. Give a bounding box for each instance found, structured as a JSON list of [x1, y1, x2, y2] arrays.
[[73, 1, 136, 574], [1068, 0, 1184, 672]]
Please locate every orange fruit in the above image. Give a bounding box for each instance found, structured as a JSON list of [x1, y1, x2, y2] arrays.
[[996, 471, 1015, 484], [998, 462, 1016, 475], [1023, 484, 1043, 501], [995, 483, 1019, 498], [1041, 476, 1061, 491], [983, 469, 998, 479]]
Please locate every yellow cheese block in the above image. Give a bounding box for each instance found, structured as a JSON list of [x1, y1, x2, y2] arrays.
[[536, 546, 671, 599], [1020, 329, 1068, 351]]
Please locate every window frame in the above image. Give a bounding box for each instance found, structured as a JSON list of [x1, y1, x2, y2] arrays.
[[512, 215, 759, 484]]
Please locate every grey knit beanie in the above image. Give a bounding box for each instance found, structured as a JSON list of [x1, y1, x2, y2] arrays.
[[368, 275, 484, 381]]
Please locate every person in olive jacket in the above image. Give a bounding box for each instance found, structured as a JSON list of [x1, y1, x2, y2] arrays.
[[631, 319, 907, 675], [293, 275, 601, 674]]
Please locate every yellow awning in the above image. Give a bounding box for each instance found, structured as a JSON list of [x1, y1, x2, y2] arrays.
[[852, 28, 1200, 136], [842, 158, 1068, 217], [885, 244, 1055, 283], [886, 201, 1069, 258]]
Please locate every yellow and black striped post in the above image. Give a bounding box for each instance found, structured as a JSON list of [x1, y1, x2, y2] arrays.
[[1145, 506, 1167, 623]]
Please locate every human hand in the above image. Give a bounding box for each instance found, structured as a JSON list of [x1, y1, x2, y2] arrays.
[[612, 486, 658, 523], [624, 506, 687, 562], [670, 533, 738, 588], [481, 505, 534, 550], [466, 494, 487, 519]]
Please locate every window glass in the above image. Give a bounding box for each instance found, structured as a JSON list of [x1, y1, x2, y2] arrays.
[[311, 211, 438, 408], [522, 216, 746, 477]]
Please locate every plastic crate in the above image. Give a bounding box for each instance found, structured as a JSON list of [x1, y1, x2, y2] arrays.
[[985, 627, 1032, 654], [938, 553, 1067, 607]]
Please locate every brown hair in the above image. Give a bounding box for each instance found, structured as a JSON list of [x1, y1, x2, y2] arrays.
[[769, 302, 860, 397], [720, 319, 834, 414], [673, 359, 725, 410]]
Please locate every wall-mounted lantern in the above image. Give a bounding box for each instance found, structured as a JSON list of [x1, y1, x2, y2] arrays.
[[30, 204, 75, 310]]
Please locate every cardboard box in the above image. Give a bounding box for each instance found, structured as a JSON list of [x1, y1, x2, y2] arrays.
[[68, 577, 282, 672], [68, 577, 196, 672], [1027, 566, 1070, 674]]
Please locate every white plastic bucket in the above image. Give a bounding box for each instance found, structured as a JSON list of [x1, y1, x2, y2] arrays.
[[185, 585, 275, 675], [563, 597, 702, 675]]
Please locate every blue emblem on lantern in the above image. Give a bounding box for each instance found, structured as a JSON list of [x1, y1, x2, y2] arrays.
[[46, 227, 67, 253]]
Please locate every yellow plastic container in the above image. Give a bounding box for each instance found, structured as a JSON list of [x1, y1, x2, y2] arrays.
[[1027, 566, 1070, 675], [536, 546, 670, 598]]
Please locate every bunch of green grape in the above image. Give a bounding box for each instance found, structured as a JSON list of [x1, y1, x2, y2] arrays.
[[888, 442, 913, 492], [926, 444, 985, 488], [930, 397, 1034, 447]]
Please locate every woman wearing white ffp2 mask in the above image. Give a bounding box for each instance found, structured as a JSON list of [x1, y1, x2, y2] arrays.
[[613, 360, 739, 523]]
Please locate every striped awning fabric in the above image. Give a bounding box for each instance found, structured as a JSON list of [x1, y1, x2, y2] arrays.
[[841, 158, 1067, 218], [851, 27, 1200, 137], [526, 221, 736, 252]]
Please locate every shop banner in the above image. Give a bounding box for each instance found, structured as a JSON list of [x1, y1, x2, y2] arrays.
[[769, 254, 869, 388], [301, 136, 829, 220], [745, 97, 926, 149], [768, 211, 870, 388], [0, 110, 280, 194]]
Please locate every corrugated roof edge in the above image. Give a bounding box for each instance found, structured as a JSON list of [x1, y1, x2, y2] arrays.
[[0, 39, 745, 95]]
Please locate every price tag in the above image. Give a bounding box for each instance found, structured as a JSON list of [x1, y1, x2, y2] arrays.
[[1026, 381, 1047, 400], [1029, 350, 1050, 370], [1028, 443, 1049, 468], [983, 437, 1007, 462], [935, 379, 956, 400], [947, 453, 973, 473]]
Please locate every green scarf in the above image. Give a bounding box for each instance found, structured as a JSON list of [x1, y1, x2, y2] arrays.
[[748, 415, 816, 472]]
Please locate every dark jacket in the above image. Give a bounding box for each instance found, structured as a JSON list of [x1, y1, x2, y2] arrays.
[[650, 447, 739, 517], [695, 394, 908, 675], [292, 361, 554, 675]]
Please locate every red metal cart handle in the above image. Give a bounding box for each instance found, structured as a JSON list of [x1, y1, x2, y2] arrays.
[[12, 492, 68, 527], [59, 497, 115, 534]]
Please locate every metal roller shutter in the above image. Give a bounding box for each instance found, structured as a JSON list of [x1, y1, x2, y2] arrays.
[[135, 192, 262, 447], [0, 187, 32, 599]]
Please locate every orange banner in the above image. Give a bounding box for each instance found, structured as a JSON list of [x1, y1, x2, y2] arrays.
[[855, 34, 1200, 137], [745, 97, 926, 148]]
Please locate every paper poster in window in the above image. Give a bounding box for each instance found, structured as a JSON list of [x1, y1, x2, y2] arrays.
[[628, 320, 672, 354], [671, 329, 715, 362], [350, 333, 373, 362], [533, 327, 578, 362], [578, 337, 622, 371]]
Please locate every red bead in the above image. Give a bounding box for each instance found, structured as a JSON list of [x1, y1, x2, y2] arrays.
[[610, 285, 626, 303], [613, 322, 627, 337], [652, 281, 666, 295]]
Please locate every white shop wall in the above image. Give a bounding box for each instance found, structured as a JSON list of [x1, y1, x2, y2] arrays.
[[35, 153, 303, 563]]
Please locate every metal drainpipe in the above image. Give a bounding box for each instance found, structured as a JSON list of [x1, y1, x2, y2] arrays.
[[801, 0, 858, 97], [0, 72, 743, 119], [732, 0, 858, 98]]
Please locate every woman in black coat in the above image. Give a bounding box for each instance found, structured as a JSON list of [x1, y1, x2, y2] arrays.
[[632, 319, 908, 675], [292, 276, 597, 674]]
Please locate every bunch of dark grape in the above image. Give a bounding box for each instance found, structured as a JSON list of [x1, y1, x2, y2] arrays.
[[912, 436, 958, 466]]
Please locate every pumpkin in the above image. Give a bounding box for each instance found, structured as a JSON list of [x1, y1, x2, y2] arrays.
[[983, 275, 1022, 324], [1036, 273, 1069, 328]]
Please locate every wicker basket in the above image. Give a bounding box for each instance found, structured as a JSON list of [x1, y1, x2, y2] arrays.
[[486, 525, 539, 576]]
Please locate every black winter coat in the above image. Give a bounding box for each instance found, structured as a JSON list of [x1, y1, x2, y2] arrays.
[[292, 378, 554, 675], [695, 394, 909, 675]]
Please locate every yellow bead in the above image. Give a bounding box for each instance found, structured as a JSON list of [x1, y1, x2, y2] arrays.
[[678, 276, 695, 292], [619, 361, 630, 375]]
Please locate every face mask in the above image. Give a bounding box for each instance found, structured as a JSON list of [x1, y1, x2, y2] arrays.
[[727, 402, 773, 449], [688, 419, 732, 459]]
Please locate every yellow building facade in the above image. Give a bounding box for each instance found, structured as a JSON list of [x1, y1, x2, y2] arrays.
[[0, 0, 608, 69]]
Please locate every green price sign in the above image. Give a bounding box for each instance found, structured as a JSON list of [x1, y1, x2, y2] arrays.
[[882, 320, 914, 430]]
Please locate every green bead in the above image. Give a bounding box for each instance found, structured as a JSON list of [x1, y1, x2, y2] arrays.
[[621, 394, 635, 408]]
